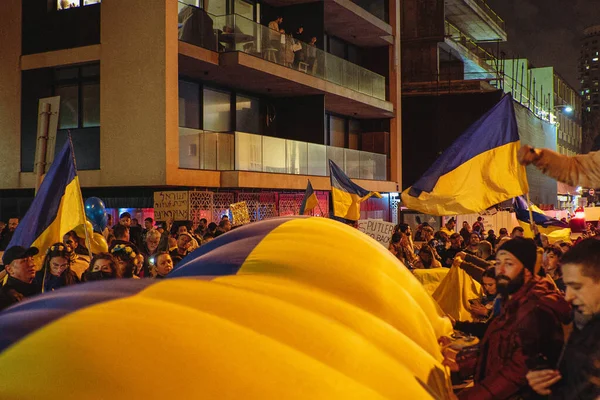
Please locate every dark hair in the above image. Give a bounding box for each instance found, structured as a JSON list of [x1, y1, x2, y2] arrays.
[[41, 242, 77, 289], [482, 267, 495, 279], [218, 220, 230, 228], [63, 230, 78, 241], [450, 233, 461, 240], [544, 245, 563, 259], [119, 212, 131, 219], [155, 251, 171, 264], [145, 217, 153, 223], [208, 222, 218, 232], [200, 218, 207, 224], [560, 238, 600, 281], [511, 226, 524, 234], [499, 228, 508, 234], [88, 252, 121, 279], [113, 224, 129, 240], [391, 233, 401, 244]]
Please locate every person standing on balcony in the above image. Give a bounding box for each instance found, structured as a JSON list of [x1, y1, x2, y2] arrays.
[[268, 16, 283, 61], [293, 26, 306, 67]]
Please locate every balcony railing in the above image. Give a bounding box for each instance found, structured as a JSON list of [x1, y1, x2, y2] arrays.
[[177, 3, 386, 100], [445, 21, 498, 64], [179, 128, 387, 181], [471, 0, 505, 31]]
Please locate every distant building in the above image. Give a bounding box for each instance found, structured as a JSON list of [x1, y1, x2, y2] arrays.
[[579, 25, 600, 152]]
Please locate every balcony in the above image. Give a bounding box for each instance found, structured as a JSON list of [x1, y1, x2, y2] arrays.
[[179, 128, 387, 181], [444, 0, 507, 42], [177, 3, 386, 101]]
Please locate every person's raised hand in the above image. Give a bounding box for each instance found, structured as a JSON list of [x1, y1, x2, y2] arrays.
[[518, 145, 541, 166]]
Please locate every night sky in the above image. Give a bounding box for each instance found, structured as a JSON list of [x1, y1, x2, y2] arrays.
[[486, 0, 600, 90]]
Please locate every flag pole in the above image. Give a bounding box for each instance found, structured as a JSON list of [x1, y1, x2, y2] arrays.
[[525, 192, 537, 235], [67, 132, 92, 252]]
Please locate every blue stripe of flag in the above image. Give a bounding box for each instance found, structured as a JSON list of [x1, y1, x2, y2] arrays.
[[409, 94, 519, 196], [7, 141, 78, 249]]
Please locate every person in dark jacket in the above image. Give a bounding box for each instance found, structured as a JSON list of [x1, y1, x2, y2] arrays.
[[526, 239, 600, 399], [0, 245, 41, 311], [34, 242, 79, 293], [458, 237, 572, 400]]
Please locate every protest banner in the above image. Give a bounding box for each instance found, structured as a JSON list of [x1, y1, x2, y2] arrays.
[[154, 191, 189, 221]]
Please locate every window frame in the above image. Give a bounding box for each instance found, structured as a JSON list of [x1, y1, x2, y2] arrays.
[[52, 63, 100, 130]]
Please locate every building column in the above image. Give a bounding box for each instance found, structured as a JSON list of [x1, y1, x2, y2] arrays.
[[389, 0, 402, 190], [100, 0, 179, 187], [0, 0, 22, 188]]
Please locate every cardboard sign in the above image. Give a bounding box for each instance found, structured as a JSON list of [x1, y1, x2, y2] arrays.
[[363, 219, 395, 248], [357, 219, 369, 233], [229, 201, 251, 225], [154, 191, 189, 221]]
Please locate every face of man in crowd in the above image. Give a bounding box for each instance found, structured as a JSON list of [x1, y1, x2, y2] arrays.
[[63, 233, 79, 250], [469, 233, 480, 247], [495, 250, 528, 295], [156, 254, 174, 277], [49, 256, 69, 277], [447, 220, 455, 230], [499, 229, 508, 238], [450, 236, 462, 249], [178, 226, 188, 235], [177, 235, 192, 251], [7, 256, 36, 283], [482, 276, 497, 296], [512, 230, 524, 238], [543, 251, 560, 274], [199, 220, 207, 230], [563, 263, 600, 316], [144, 220, 153, 230], [120, 216, 131, 227], [222, 220, 232, 232], [8, 218, 19, 232], [146, 235, 160, 253]]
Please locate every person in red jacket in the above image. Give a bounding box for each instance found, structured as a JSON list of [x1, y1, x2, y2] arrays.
[[458, 237, 572, 400]]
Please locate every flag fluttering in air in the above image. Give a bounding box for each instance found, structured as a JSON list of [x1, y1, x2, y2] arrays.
[[7, 138, 87, 257], [401, 94, 529, 216], [299, 180, 319, 215], [513, 196, 571, 244], [329, 160, 381, 221]]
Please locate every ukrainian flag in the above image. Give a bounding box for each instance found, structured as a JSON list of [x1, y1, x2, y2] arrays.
[[513, 196, 571, 243], [7, 139, 86, 260], [299, 179, 319, 215], [0, 217, 453, 400], [401, 94, 529, 216], [329, 160, 381, 221]]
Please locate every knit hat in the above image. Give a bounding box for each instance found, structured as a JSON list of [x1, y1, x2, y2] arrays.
[[497, 237, 537, 273]]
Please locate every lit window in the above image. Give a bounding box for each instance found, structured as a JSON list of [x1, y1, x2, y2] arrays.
[[593, 58, 599, 62], [586, 66, 590, 70], [57, 0, 101, 10]]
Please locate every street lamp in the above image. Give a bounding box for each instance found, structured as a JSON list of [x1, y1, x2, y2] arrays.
[[554, 104, 574, 114]]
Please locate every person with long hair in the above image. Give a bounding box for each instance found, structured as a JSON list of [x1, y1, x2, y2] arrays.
[[543, 245, 566, 293], [110, 244, 139, 278], [34, 242, 79, 293], [83, 253, 121, 281]]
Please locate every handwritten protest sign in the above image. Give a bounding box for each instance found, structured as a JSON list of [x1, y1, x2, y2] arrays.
[[359, 219, 395, 248], [154, 191, 189, 221]]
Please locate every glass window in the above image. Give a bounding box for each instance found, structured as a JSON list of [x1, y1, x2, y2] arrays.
[[55, 67, 79, 81], [203, 87, 231, 132], [236, 94, 260, 133], [234, 0, 254, 20], [57, 0, 100, 10], [206, 0, 229, 15], [57, 85, 79, 129], [179, 81, 200, 129], [329, 37, 345, 59], [82, 64, 100, 77], [329, 115, 345, 147], [82, 83, 100, 127]]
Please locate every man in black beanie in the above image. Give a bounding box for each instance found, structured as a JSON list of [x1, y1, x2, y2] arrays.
[[458, 237, 572, 400]]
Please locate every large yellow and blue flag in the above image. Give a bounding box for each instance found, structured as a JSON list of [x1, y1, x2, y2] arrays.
[[513, 196, 571, 243], [329, 160, 381, 221], [401, 94, 529, 216], [7, 138, 87, 258], [299, 179, 318, 215]]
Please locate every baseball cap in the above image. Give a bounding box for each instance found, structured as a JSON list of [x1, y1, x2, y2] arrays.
[[2, 246, 39, 266]]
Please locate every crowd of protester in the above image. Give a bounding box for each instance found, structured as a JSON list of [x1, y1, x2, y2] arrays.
[[387, 216, 600, 399], [0, 212, 235, 311]]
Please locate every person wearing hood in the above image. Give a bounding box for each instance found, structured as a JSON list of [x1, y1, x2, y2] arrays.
[[457, 237, 572, 400], [527, 239, 600, 399]]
